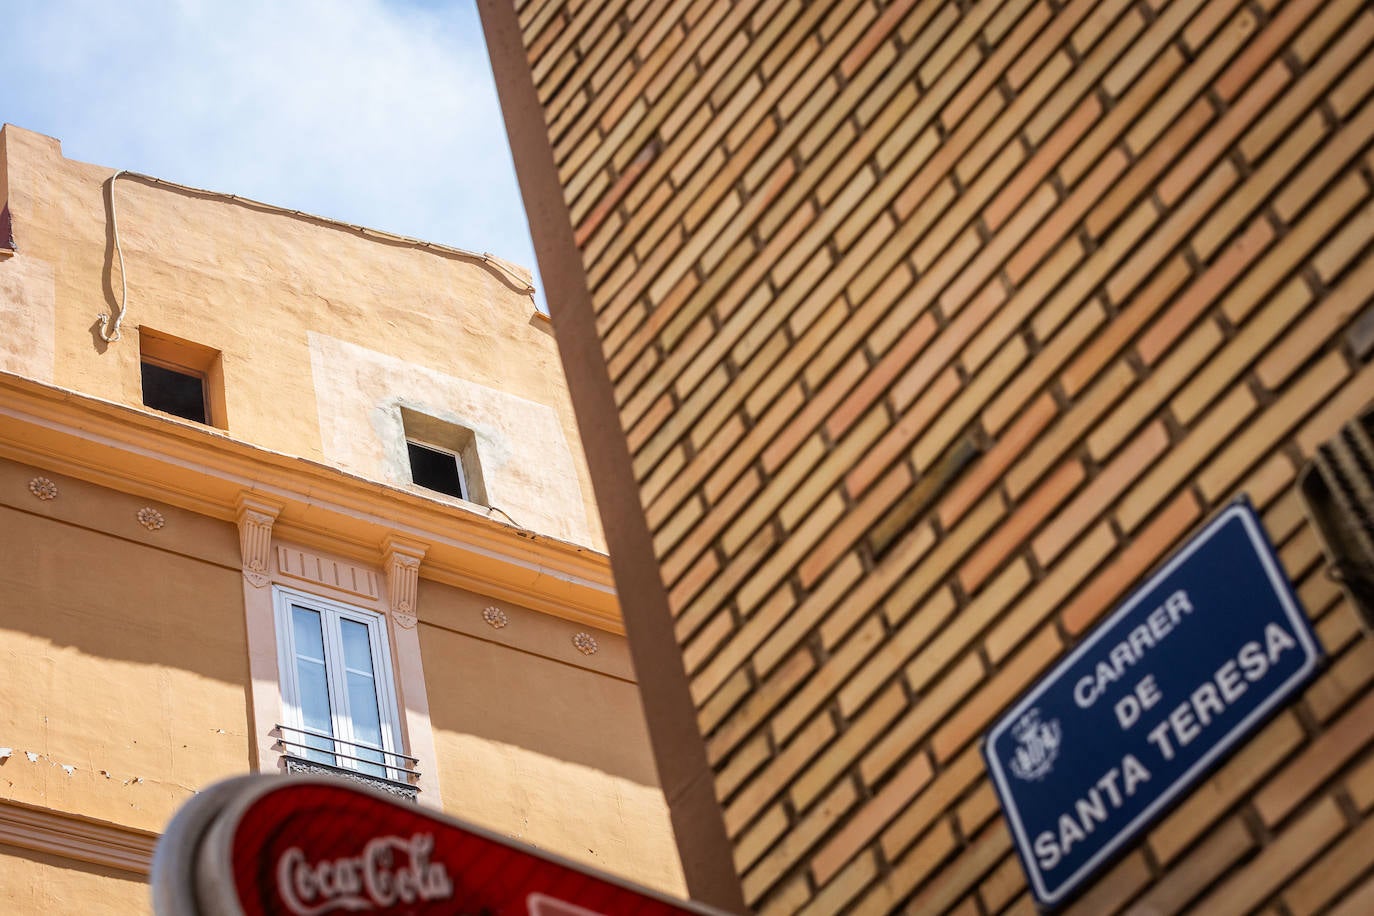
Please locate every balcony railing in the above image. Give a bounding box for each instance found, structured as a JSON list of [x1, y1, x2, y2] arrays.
[[273, 724, 420, 802]]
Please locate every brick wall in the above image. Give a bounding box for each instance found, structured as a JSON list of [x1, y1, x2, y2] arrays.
[[485, 0, 1374, 910]]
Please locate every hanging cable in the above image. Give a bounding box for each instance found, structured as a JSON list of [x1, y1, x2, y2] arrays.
[[97, 170, 130, 342]]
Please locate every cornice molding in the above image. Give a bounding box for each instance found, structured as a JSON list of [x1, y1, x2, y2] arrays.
[[0, 799, 156, 875], [0, 372, 621, 632]]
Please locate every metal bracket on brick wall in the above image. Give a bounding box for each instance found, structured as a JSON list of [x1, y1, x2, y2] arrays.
[[1299, 402, 1374, 636]]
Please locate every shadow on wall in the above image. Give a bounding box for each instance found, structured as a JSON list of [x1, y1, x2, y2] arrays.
[[0, 503, 246, 685], [417, 585, 660, 789]]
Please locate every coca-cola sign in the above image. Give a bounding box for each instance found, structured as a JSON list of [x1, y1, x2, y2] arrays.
[[153, 775, 723, 916], [276, 833, 453, 915]]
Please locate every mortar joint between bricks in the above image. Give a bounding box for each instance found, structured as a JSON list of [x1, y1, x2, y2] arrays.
[[974, 215, 995, 245], [1049, 378, 1072, 413], [1161, 402, 1190, 445], [1300, 264, 1329, 301], [1244, 368, 1279, 410], [1280, 45, 1306, 81], [1180, 240, 1204, 275]]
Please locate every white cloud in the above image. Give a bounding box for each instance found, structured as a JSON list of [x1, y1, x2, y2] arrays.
[[3, 0, 540, 282]]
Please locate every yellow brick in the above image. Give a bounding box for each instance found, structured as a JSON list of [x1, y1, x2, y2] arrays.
[[1251, 16, 1374, 166], [851, 817, 959, 916], [1259, 255, 1374, 393], [1328, 39, 1374, 117], [1291, 0, 1369, 65], [1313, 192, 1374, 283], [880, 746, 984, 860], [704, 648, 813, 764], [977, 853, 1026, 914], [1171, 277, 1311, 426], [724, 711, 836, 837], [861, 652, 983, 786], [1131, 817, 1256, 913], [1091, 320, 1225, 461], [1306, 639, 1374, 723], [1282, 804, 1374, 916], [756, 872, 811, 916], [955, 780, 1000, 838], [789, 681, 908, 811], [1254, 689, 1374, 826], [1295, 361, 1374, 458], [717, 732, 772, 801], [1198, 350, 1350, 502], [933, 625, 1062, 763], [904, 820, 1014, 914], [734, 803, 789, 874], [986, 522, 1116, 662], [742, 778, 860, 904], [1115, 383, 1257, 532], [985, 301, 1106, 435], [1347, 751, 1374, 812], [1064, 851, 1151, 916], [835, 588, 958, 719], [770, 613, 889, 744], [796, 849, 879, 916], [1148, 711, 1304, 864], [1007, 361, 1135, 498], [1193, 797, 1346, 913]]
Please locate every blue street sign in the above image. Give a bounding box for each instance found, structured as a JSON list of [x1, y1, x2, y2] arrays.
[[983, 498, 1322, 909]]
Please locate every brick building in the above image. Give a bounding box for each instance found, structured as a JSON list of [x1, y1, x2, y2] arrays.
[[0, 124, 684, 911], [479, 0, 1374, 911]]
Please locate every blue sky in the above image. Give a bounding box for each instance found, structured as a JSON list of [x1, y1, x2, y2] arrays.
[[5, 0, 542, 302]]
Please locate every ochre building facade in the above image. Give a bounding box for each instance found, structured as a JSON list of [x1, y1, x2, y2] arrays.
[[0, 124, 685, 912], [479, 0, 1374, 912]]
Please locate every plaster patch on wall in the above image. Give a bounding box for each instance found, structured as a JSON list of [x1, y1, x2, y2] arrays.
[[308, 332, 592, 545], [0, 255, 56, 383]]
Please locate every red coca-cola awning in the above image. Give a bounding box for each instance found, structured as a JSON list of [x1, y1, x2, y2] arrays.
[[153, 775, 727, 916]]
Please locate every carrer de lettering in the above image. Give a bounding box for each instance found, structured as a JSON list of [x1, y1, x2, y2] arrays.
[[1073, 590, 1193, 710]]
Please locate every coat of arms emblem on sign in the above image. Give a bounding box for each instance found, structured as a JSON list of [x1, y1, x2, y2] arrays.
[[1008, 708, 1061, 781]]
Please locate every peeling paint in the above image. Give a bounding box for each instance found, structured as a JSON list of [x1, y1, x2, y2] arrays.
[[25, 752, 38, 763]]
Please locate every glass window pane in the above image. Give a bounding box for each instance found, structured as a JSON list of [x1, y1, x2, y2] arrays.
[[348, 672, 386, 776], [291, 607, 335, 765], [340, 618, 375, 674], [292, 606, 327, 662]]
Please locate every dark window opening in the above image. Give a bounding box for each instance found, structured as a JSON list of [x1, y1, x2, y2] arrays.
[[141, 361, 208, 425], [407, 441, 468, 500]]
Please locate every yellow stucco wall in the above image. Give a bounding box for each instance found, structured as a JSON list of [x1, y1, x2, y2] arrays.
[[0, 460, 251, 832], [0, 844, 149, 915], [0, 123, 604, 551], [418, 579, 687, 896]]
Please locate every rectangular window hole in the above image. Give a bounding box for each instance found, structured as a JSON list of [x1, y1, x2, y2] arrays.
[[139, 328, 226, 428], [400, 407, 487, 506]]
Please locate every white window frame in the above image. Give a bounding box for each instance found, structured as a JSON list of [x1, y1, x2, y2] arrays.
[[272, 585, 406, 783], [405, 437, 470, 501]]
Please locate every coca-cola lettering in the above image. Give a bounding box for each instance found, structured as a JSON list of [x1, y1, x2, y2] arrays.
[[276, 833, 454, 915]]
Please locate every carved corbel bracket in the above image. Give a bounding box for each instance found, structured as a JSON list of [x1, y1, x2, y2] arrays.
[[236, 495, 284, 588], [382, 536, 428, 629]]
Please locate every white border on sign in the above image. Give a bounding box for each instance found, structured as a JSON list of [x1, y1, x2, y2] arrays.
[[984, 502, 1320, 906]]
